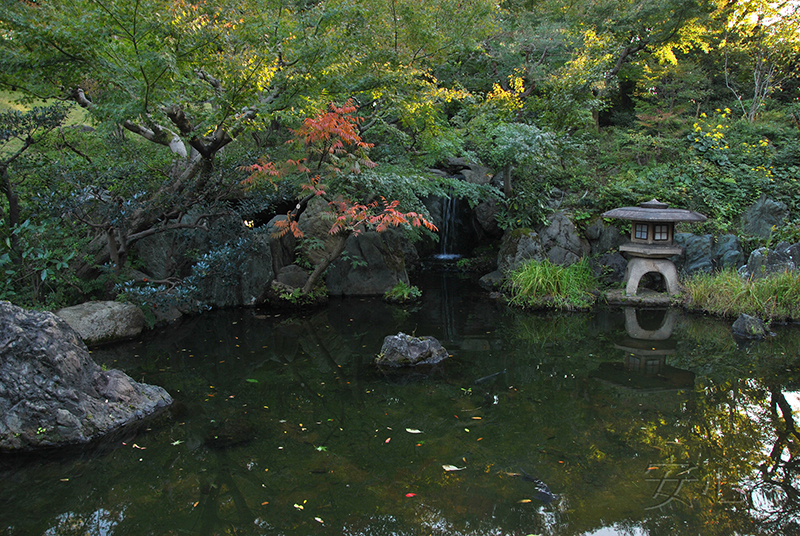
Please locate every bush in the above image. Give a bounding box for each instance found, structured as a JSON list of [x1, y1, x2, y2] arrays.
[[504, 258, 598, 311], [384, 280, 422, 304]]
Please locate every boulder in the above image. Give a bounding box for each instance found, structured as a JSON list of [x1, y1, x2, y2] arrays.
[[326, 231, 410, 296], [0, 302, 172, 451], [740, 196, 789, 238], [738, 243, 797, 280], [712, 234, 745, 271], [276, 264, 309, 289], [460, 163, 493, 186], [474, 200, 503, 238], [479, 270, 504, 290], [536, 212, 590, 265], [56, 301, 145, 345], [376, 333, 449, 367], [731, 313, 771, 340], [497, 229, 545, 274], [674, 234, 714, 275], [193, 231, 274, 308], [589, 252, 628, 285], [585, 219, 625, 256]]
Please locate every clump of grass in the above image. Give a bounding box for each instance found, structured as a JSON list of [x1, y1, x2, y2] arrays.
[[684, 268, 800, 321], [504, 258, 598, 310]]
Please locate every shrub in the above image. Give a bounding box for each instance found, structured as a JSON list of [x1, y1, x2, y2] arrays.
[[384, 280, 422, 304]]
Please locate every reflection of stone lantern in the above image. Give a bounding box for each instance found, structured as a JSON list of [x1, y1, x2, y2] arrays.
[[592, 308, 695, 396], [602, 199, 706, 296]]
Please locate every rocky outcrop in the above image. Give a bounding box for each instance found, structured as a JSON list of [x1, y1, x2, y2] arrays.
[[669, 233, 745, 276], [740, 196, 788, 238], [193, 231, 274, 308], [56, 301, 145, 345], [711, 234, 746, 271], [376, 333, 449, 366], [0, 302, 172, 451], [497, 229, 545, 274], [538, 212, 591, 265], [589, 252, 628, 285], [674, 234, 714, 275], [585, 218, 625, 256], [326, 231, 410, 296], [497, 213, 590, 273], [738, 242, 800, 280], [132, 212, 276, 309]]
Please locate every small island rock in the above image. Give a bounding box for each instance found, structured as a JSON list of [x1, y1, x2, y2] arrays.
[[376, 333, 449, 367]]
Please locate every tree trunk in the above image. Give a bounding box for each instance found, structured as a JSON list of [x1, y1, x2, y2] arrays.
[[302, 233, 349, 295], [503, 163, 512, 198], [1, 167, 22, 264]]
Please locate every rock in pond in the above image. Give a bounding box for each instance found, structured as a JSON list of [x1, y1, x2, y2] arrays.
[[376, 333, 449, 367], [731, 313, 771, 340], [56, 301, 145, 346], [0, 302, 172, 451]]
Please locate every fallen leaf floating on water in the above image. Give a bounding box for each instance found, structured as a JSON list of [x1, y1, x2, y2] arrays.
[[442, 465, 466, 472], [405, 428, 423, 434], [246, 379, 258, 383]]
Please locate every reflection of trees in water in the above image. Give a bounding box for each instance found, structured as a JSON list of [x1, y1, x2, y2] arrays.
[[751, 388, 800, 534]]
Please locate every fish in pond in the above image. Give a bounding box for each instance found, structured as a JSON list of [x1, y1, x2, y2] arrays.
[[520, 470, 558, 504], [474, 369, 506, 385]]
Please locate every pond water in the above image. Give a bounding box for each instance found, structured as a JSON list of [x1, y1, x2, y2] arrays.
[[3, 272, 800, 536]]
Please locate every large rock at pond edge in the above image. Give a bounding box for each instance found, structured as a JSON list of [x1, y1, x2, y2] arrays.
[[376, 333, 449, 367], [56, 301, 145, 345], [0, 302, 172, 451], [326, 231, 411, 296]]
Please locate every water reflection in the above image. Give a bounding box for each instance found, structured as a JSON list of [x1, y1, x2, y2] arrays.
[[2, 274, 800, 535]]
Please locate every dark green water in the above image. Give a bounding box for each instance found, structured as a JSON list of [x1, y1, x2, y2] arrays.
[[3, 272, 800, 536]]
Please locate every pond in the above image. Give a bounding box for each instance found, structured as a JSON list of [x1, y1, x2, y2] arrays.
[[2, 271, 800, 536]]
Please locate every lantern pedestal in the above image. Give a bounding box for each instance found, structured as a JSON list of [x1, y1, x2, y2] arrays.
[[625, 257, 680, 296]]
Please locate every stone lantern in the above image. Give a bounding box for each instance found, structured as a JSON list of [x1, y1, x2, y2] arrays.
[[602, 199, 706, 296]]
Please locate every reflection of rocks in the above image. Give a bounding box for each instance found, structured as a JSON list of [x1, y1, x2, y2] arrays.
[[376, 333, 449, 367], [204, 418, 256, 450]]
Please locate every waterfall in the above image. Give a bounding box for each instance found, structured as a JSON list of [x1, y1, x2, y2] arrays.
[[434, 193, 461, 261]]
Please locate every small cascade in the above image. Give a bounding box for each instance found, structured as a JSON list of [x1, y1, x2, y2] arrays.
[[434, 193, 461, 261]]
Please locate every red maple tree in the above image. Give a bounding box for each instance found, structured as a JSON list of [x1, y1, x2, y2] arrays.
[[243, 100, 437, 294]]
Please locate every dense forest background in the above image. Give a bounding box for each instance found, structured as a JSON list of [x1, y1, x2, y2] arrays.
[[1, 0, 798, 308]]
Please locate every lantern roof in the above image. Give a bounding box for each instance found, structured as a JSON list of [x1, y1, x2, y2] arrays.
[[602, 199, 707, 223]]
